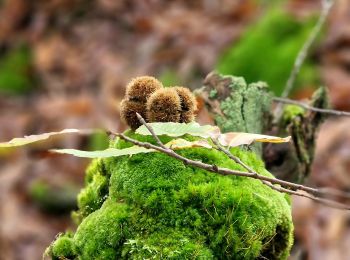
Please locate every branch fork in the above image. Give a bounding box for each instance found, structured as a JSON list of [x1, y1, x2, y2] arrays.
[[114, 113, 350, 210]]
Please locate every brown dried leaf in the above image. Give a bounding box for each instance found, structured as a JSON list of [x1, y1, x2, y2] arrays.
[[0, 129, 95, 148], [218, 132, 291, 148]]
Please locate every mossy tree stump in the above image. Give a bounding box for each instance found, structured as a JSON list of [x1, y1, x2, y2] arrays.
[[47, 75, 294, 259]]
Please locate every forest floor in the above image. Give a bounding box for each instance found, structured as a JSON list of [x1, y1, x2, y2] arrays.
[[0, 0, 350, 259]]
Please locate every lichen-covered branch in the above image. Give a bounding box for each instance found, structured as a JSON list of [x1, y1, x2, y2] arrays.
[[273, 97, 350, 117]]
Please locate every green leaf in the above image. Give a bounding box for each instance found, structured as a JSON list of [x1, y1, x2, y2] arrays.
[[136, 122, 219, 138], [0, 129, 96, 148], [51, 139, 212, 158], [51, 146, 153, 158], [136, 122, 290, 148]]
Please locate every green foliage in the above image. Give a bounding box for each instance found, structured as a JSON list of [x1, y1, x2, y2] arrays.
[[48, 132, 293, 259], [0, 45, 34, 95], [136, 121, 218, 138], [216, 8, 320, 95], [30, 181, 77, 214]]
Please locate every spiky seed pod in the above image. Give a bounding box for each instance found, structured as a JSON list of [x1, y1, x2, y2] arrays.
[[174, 86, 197, 123], [147, 88, 181, 123], [126, 76, 163, 103], [180, 110, 195, 123], [120, 99, 147, 130]]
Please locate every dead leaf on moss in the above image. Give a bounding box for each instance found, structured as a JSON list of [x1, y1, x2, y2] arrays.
[[218, 132, 291, 148]]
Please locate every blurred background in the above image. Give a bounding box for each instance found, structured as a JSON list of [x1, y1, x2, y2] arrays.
[[0, 0, 349, 259]]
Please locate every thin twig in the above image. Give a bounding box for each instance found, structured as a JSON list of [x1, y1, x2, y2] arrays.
[[274, 0, 334, 120], [136, 113, 166, 148], [273, 97, 350, 117], [211, 138, 255, 173], [115, 114, 350, 210], [318, 187, 350, 200], [211, 138, 350, 209], [118, 133, 349, 210], [281, 0, 334, 99]]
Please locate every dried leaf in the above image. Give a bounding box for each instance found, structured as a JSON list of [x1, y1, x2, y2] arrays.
[[0, 129, 95, 148], [164, 138, 212, 149], [0, 122, 289, 157], [136, 122, 290, 148], [51, 146, 153, 158], [51, 138, 212, 158], [218, 133, 291, 147]]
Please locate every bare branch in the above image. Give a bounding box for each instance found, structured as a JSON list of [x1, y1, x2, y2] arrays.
[[135, 113, 166, 148], [273, 97, 350, 117], [114, 114, 350, 210], [318, 187, 350, 201], [281, 0, 334, 99], [274, 0, 334, 120], [211, 138, 255, 173], [117, 133, 349, 210], [211, 138, 350, 210]]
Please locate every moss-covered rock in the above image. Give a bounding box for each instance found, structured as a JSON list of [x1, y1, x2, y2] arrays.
[[47, 232, 77, 260], [47, 132, 293, 259], [72, 159, 110, 223]]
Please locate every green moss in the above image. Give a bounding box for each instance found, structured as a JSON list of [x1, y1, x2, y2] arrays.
[[47, 232, 77, 260], [122, 229, 214, 259], [73, 199, 130, 259], [282, 105, 305, 124], [73, 159, 109, 223], [48, 132, 293, 259]]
